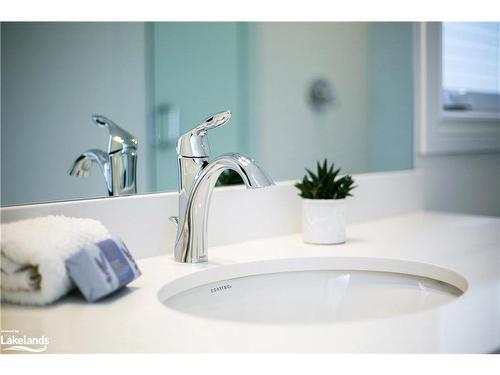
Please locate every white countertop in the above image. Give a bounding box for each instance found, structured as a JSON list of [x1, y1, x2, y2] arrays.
[[2, 211, 499, 353]]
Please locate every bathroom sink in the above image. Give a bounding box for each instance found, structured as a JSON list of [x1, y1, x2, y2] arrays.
[[158, 257, 467, 324]]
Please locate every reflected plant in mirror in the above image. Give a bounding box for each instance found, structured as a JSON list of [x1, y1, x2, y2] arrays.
[[216, 170, 244, 187], [0, 22, 414, 206]]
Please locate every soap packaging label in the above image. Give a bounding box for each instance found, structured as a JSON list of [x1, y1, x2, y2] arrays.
[[66, 237, 141, 302]]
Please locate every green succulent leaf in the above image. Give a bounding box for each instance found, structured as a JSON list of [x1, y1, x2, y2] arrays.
[[295, 158, 356, 200]]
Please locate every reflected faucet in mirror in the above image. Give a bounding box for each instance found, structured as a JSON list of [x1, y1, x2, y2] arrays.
[[170, 110, 275, 263], [69, 115, 138, 197]]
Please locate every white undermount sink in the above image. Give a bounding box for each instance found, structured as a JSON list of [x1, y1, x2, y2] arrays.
[[158, 257, 467, 324]]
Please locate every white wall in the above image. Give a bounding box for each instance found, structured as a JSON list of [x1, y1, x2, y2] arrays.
[[1, 22, 148, 206], [0, 170, 423, 259], [414, 22, 500, 218], [253, 23, 369, 180], [367, 22, 414, 172], [416, 153, 500, 217]]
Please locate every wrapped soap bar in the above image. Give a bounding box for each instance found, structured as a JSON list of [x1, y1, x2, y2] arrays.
[[66, 237, 141, 302]]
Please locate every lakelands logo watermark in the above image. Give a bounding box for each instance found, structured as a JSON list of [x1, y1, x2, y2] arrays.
[[1, 329, 49, 353]]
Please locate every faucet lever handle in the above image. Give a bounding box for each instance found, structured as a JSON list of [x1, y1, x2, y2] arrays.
[[92, 114, 138, 153], [176, 110, 231, 158], [192, 110, 231, 135]]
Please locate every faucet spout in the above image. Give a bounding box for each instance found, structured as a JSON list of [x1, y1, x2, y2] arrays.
[[196, 153, 274, 190], [69, 149, 112, 194], [174, 153, 274, 263]]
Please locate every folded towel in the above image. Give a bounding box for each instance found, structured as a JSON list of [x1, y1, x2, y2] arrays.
[[1, 215, 110, 305]]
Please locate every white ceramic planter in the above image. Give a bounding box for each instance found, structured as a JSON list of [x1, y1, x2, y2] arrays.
[[302, 198, 346, 245]]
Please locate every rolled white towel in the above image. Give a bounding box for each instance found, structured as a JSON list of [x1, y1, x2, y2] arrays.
[[1, 215, 110, 305]]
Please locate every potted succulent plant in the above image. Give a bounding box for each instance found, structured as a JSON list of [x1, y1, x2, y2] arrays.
[[295, 159, 356, 244]]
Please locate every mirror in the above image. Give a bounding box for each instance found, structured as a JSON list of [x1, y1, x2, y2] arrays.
[[1, 22, 414, 206]]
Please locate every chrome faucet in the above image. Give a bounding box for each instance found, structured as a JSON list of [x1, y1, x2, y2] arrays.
[[171, 110, 274, 263], [69, 115, 138, 196]]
